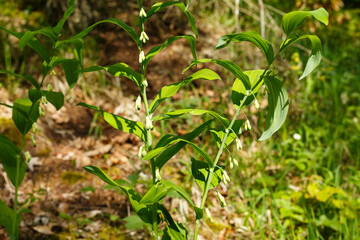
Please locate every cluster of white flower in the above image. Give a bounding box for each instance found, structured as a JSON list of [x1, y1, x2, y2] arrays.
[[140, 31, 149, 43]]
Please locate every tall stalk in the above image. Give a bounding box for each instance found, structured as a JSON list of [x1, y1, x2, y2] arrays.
[[193, 47, 285, 239], [12, 134, 26, 237], [137, 1, 158, 239]]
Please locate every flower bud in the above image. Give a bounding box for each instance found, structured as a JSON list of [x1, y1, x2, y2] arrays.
[[155, 168, 161, 182], [233, 158, 239, 167], [47, 83, 53, 91], [32, 122, 38, 134], [139, 51, 145, 63], [24, 151, 31, 162], [139, 8, 147, 18], [254, 98, 260, 109], [138, 144, 146, 159], [145, 115, 153, 130], [31, 135, 37, 147], [223, 170, 231, 183], [217, 192, 227, 208], [245, 120, 251, 131], [205, 208, 213, 223], [142, 79, 148, 88], [229, 160, 234, 169], [139, 31, 149, 43], [41, 96, 48, 104], [236, 138, 242, 150], [39, 105, 45, 117], [135, 95, 141, 111]]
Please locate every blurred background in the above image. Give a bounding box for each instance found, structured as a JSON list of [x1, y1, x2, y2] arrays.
[[0, 0, 359, 239]]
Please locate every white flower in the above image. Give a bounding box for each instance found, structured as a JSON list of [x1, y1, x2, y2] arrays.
[[142, 79, 148, 87], [135, 95, 141, 111], [32, 122, 38, 133], [24, 151, 31, 162], [155, 168, 161, 182], [223, 170, 230, 183], [293, 133, 301, 140], [139, 50, 145, 63], [31, 135, 37, 147], [229, 160, 234, 169], [205, 208, 213, 223], [233, 158, 239, 167], [139, 8, 147, 18], [254, 99, 260, 109], [138, 144, 146, 159], [139, 31, 149, 43], [236, 138, 242, 150], [146, 115, 153, 130], [39, 105, 45, 117], [245, 120, 251, 131], [217, 192, 227, 208]]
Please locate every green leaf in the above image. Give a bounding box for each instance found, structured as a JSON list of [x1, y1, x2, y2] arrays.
[[12, 98, 40, 135], [210, 129, 236, 149], [56, 18, 139, 48], [191, 158, 223, 191], [282, 8, 329, 35], [19, 27, 58, 50], [141, 180, 203, 220], [232, 70, 265, 108], [53, 0, 76, 35], [83, 165, 121, 187], [44, 91, 65, 110], [0, 26, 50, 62], [153, 108, 229, 127], [0, 199, 14, 238], [149, 69, 221, 113], [140, 181, 172, 204], [61, 59, 80, 88], [315, 215, 341, 232], [258, 76, 289, 141], [143, 35, 197, 69], [123, 215, 150, 231], [146, 1, 198, 38], [183, 59, 251, 90], [81, 63, 142, 87], [77, 102, 147, 141], [160, 205, 188, 240], [83, 165, 153, 223], [154, 120, 212, 169], [216, 31, 274, 64], [146, 135, 213, 167], [281, 35, 322, 80], [0, 135, 27, 188], [0, 199, 21, 240], [28, 89, 64, 110], [72, 39, 84, 70], [0, 70, 39, 89]]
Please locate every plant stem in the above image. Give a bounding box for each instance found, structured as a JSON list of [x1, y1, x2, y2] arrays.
[[194, 45, 287, 239], [193, 95, 248, 239], [138, 2, 157, 238], [12, 134, 26, 237], [251, 39, 287, 91]]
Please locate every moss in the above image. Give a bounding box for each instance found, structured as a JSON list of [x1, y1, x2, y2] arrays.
[[61, 171, 87, 185], [0, 117, 23, 145]]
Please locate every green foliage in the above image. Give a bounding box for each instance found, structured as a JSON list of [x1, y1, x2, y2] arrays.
[[0, 0, 332, 239]]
